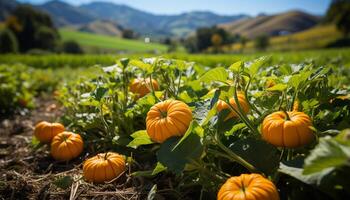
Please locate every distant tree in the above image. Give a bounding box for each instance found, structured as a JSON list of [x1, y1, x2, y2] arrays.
[[6, 5, 59, 52], [0, 28, 18, 53], [325, 0, 350, 36], [239, 36, 247, 52], [35, 26, 59, 50], [122, 29, 135, 39], [255, 35, 269, 51], [62, 40, 83, 54], [183, 36, 198, 53], [211, 33, 223, 53], [185, 26, 230, 52]]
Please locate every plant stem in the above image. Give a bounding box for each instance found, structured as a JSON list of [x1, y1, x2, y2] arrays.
[[243, 75, 262, 116], [214, 137, 257, 173]]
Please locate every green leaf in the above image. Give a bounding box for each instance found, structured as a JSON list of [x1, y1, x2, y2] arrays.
[[172, 121, 195, 150], [91, 87, 108, 101], [178, 91, 193, 103], [157, 134, 203, 174], [225, 123, 246, 136], [303, 137, 350, 175], [229, 137, 279, 175], [127, 130, 154, 149], [199, 67, 228, 84], [129, 60, 152, 73], [266, 83, 288, 91], [152, 162, 167, 175], [248, 56, 270, 77], [147, 184, 157, 200], [229, 61, 243, 72], [53, 176, 73, 189]]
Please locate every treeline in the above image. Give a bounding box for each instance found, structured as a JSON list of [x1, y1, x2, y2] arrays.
[[0, 5, 83, 54], [181, 26, 270, 53]]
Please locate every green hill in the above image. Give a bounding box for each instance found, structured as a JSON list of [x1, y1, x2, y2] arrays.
[[59, 28, 168, 53], [227, 25, 343, 52]]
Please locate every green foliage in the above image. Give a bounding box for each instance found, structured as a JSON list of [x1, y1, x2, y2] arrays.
[[325, 0, 350, 36], [7, 5, 59, 52], [0, 28, 18, 53], [254, 34, 270, 50]]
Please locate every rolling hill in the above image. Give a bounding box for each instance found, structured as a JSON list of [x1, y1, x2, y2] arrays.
[[37, 0, 96, 26], [220, 10, 319, 39], [59, 28, 168, 53], [225, 25, 343, 52], [76, 20, 124, 37]]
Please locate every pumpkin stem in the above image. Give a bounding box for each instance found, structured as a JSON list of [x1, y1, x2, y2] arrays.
[[157, 108, 167, 118], [104, 152, 109, 160], [282, 110, 291, 121]]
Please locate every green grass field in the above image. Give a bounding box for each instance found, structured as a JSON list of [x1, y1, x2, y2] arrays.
[[1, 48, 349, 69], [59, 29, 168, 53]]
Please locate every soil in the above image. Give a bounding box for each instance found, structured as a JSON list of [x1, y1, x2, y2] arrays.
[[0, 96, 145, 200]]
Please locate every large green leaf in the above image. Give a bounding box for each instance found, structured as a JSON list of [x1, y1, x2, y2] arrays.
[[127, 130, 154, 149], [157, 134, 203, 174], [199, 67, 228, 84], [303, 137, 350, 175], [229, 137, 279, 175], [248, 56, 270, 77]]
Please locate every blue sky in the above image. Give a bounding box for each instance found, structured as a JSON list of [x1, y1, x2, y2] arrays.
[[19, 0, 331, 16]]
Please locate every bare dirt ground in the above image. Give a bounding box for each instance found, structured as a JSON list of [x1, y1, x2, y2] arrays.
[[0, 96, 145, 200]]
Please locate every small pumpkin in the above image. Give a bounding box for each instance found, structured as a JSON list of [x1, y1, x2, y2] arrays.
[[261, 111, 314, 148], [83, 152, 126, 183], [217, 173, 279, 200], [51, 131, 83, 161], [146, 99, 192, 143], [34, 121, 65, 143], [129, 78, 159, 98], [217, 93, 250, 120]]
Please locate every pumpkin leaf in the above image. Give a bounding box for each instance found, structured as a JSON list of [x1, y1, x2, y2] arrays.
[[152, 162, 167, 175], [157, 134, 203, 174], [91, 86, 108, 101], [303, 137, 350, 175], [127, 130, 154, 149], [266, 83, 288, 91], [229, 137, 279, 175], [53, 176, 73, 189], [248, 56, 270, 77], [199, 67, 228, 84], [229, 61, 244, 72]]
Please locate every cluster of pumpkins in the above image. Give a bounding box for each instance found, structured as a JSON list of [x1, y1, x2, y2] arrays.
[[34, 78, 314, 199], [136, 78, 313, 200], [34, 122, 126, 183]]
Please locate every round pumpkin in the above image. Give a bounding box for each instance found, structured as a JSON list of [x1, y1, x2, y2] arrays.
[[83, 152, 126, 183], [146, 99, 192, 143], [217, 93, 250, 120], [130, 78, 159, 98], [261, 111, 314, 148], [217, 173, 279, 200], [51, 131, 83, 161], [34, 121, 65, 143]]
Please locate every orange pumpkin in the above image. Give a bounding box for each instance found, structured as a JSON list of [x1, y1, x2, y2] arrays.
[[129, 78, 159, 98], [217, 173, 279, 200], [261, 111, 314, 148], [34, 121, 65, 143], [217, 93, 250, 120], [83, 152, 126, 183], [146, 99, 192, 143], [51, 132, 83, 161]]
